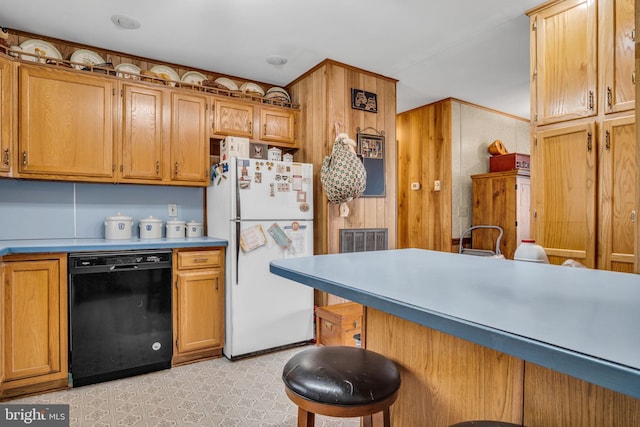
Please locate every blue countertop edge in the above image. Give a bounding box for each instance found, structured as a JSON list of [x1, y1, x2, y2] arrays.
[[270, 257, 640, 400], [0, 237, 228, 256]]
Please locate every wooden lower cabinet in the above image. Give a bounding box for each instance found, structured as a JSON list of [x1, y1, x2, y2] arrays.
[[172, 248, 225, 366], [533, 117, 636, 270], [533, 122, 597, 267], [598, 116, 636, 272], [1, 253, 68, 399], [471, 169, 531, 259]]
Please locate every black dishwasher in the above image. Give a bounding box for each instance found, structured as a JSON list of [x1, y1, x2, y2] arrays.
[[68, 250, 173, 387]]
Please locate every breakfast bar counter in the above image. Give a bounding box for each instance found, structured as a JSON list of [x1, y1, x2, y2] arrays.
[[270, 248, 640, 426]]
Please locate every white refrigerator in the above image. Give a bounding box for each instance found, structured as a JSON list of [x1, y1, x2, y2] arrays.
[[207, 157, 314, 359]]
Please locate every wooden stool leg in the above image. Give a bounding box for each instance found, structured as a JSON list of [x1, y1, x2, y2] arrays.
[[297, 407, 315, 427], [362, 410, 390, 427]]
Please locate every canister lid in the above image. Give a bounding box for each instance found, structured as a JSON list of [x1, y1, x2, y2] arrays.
[[166, 219, 186, 226], [139, 215, 163, 223], [105, 212, 132, 221], [186, 220, 202, 227]]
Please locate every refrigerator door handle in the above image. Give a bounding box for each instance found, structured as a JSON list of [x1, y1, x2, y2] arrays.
[[235, 220, 240, 285], [235, 161, 241, 285]]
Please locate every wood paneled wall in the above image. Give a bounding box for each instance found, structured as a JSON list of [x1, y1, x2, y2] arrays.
[[397, 100, 453, 251], [288, 60, 397, 257], [397, 98, 529, 252]]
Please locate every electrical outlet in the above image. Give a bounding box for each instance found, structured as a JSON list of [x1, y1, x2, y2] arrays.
[[434, 180, 441, 191], [168, 204, 178, 217]]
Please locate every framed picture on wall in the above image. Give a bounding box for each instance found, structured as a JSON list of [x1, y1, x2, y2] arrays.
[[356, 129, 385, 197], [351, 88, 378, 113]]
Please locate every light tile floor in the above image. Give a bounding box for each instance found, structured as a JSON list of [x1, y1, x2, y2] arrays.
[[8, 345, 359, 427]]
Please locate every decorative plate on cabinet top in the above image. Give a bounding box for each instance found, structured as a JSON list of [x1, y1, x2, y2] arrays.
[[115, 63, 141, 79], [213, 77, 239, 91], [239, 82, 265, 96], [19, 39, 62, 63], [181, 70, 207, 85], [69, 49, 106, 70], [265, 86, 291, 102], [150, 65, 180, 86]]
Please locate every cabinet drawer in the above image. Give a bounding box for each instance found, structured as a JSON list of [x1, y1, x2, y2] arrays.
[[177, 250, 222, 269]]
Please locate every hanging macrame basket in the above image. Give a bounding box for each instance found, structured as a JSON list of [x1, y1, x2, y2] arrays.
[[320, 132, 367, 205]]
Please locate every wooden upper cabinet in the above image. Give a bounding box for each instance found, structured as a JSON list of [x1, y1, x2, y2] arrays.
[[18, 65, 115, 181], [120, 83, 165, 182], [598, 116, 636, 272], [533, 122, 597, 267], [170, 92, 209, 185], [600, 0, 635, 114], [531, 0, 597, 125], [0, 56, 13, 176], [213, 100, 254, 138], [260, 107, 297, 145]]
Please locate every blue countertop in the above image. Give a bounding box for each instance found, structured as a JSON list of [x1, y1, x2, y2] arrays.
[[0, 237, 227, 256], [270, 248, 640, 399]]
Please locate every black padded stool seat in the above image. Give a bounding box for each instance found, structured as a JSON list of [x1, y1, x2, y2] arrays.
[[449, 422, 524, 427], [282, 346, 401, 427]]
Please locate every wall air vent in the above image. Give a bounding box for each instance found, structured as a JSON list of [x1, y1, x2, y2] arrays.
[[339, 228, 388, 253]]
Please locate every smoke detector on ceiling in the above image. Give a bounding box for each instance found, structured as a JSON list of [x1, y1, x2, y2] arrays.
[[111, 15, 141, 30], [266, 55, 288, 66]]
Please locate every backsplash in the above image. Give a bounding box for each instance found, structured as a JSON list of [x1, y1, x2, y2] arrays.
[[0, 180, 204, 240]]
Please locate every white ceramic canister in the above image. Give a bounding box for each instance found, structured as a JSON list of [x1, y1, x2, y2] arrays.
[[186, 220, 203, 238], [104, 213, 133, 240], [514, 239, 549, 263], [166, 220, 186, 238], [139, 216, 163, 239]]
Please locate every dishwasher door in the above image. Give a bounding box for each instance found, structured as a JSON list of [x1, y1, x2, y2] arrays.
[[68, 250, 173, 387]]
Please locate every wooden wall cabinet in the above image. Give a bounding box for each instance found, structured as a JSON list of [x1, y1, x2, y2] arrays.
[[18, 64, 116, 182], [172, 248, 225, 366], [600, 0, 636, 114], [212, 99, 254, 138], [259, 107, 297, 145], [528, 0, 636, 270], [531, 0, 598, 125], [471, 170, 531, 260], [1, 253, 68, 399], [0, 56, 13, 177], [120, 84, 209, 186], [119, 83, 165, 183], [211, 99, 298, 147], [169, 92, 209, 184]]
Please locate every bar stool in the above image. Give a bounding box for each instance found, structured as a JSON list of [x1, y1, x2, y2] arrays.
[[282, 345, 401, 427], [449, 422, 524, 427]]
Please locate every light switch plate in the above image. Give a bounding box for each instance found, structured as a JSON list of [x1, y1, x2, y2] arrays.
[[168, 204, 178, 217]]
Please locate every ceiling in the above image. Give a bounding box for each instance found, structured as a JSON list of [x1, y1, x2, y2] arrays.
[[1, 0, 540, 119]]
